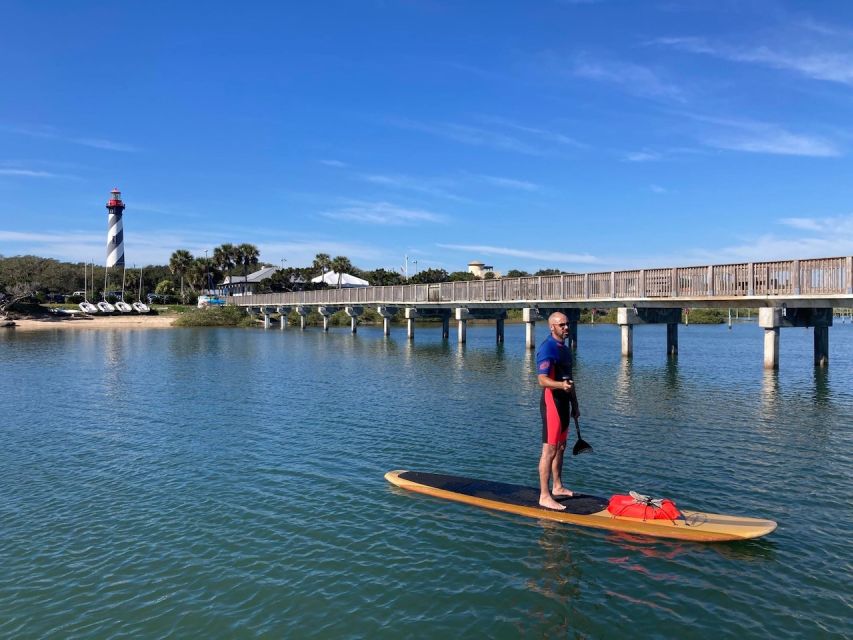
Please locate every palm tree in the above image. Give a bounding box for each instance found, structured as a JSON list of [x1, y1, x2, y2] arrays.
[[169, 249, 193, 303], [236, 243, 260, 295], [185, 257, 209, 294], [329, 255, 353, 289], [213, 243, 237, 294], [312, 253, 332, 283]]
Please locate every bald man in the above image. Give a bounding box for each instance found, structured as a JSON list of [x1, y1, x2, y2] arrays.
[[535, 311, 581, 510]]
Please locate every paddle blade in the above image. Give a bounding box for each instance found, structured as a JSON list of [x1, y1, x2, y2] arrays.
[[572, 438, 593, 456]]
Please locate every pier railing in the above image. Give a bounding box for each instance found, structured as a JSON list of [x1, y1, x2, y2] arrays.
[[231, 256, 853, 307]]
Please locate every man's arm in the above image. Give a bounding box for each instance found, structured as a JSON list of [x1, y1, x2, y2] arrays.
[[538, 374, 573, 392]]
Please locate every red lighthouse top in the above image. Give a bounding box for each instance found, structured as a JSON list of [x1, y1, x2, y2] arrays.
[[107, 188, 124, 207]]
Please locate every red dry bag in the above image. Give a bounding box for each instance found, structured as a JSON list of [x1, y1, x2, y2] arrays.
[[607, 492, 681, 521]]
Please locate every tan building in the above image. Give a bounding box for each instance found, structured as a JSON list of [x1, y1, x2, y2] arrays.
[[467, 260, 500, 278]]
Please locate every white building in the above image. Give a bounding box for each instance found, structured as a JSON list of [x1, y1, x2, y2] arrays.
[[467, 260, 499, 278]]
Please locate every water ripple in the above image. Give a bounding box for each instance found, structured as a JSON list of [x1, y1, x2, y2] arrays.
[[1, 323, 851, 637]]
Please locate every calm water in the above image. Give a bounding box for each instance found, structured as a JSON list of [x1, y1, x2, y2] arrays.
[[1, 321, 851, 638]]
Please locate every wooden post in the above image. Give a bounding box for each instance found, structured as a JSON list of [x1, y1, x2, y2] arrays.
[[792, 259, 801, 295], [846, 257, 853, 294], [496, 317, 504, 343], [748, 263, 755, 296], [442, 316, 450, 340]]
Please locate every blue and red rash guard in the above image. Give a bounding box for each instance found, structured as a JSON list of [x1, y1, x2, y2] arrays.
[[536, 335, 574, 445]]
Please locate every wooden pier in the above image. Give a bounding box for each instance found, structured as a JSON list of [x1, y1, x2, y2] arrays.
[[232, 256, 853, 369]]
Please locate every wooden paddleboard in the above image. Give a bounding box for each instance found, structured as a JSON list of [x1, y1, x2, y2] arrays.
[[385, 470, 777, 543]]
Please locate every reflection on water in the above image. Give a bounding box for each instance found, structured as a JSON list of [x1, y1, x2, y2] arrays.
[[614, 358, 633, 413], [522, 522, 582, 636], [0, 322, 850, 638], [812, 367, 830, 407], [760, 369, 780, 422], [664, 357, 680, 392]]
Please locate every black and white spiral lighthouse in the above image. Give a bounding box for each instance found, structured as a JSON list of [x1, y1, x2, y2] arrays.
[[105, 188, 126, 268]]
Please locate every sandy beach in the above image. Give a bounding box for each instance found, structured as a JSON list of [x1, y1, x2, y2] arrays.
[[4, 313, 178, 331]]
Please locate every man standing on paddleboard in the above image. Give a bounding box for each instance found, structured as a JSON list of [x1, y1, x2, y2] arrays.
[[536, 311, 580, 510]]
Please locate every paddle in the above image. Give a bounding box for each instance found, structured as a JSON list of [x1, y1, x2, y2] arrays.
[[572, 415, 593, 456]]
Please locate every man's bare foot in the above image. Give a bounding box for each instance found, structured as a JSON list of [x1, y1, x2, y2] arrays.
[[552, 487, 574, 497], [539, 495, 566, 510]]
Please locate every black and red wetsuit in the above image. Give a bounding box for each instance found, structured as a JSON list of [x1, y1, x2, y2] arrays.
[[536, 334, 574, 445]]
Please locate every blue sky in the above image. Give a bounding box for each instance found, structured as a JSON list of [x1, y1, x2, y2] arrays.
[[2, 0, 853, 274]]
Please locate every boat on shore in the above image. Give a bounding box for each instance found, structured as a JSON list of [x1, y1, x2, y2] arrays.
[[78, 263, 99, 314]]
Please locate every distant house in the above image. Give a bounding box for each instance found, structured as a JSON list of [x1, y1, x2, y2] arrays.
[[221, 266, 280, 296], [467, 260, 500, 278]]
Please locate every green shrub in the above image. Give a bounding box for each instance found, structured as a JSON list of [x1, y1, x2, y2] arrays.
[[173, 305, 257, 327]]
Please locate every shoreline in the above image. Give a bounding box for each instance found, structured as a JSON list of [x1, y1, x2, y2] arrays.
[[4, 314, 178, 331]]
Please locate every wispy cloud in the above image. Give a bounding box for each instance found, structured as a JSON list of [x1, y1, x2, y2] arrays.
[[623, 151, 662, 162], [481, 116, 587, 149], [677, 111, 842, 157], [387, 115, 588, 157], [654, 36, 853, 86], [438, 243, 602, 265], [388, 118, 547, 155], [255, 239, 385, 265], [649, 184, 668, 194], [320, 159, 347, 167], [321, 201, 446, 225], [569, 54, 686, 102], [779, 214, 853, 235], [0, 224, 391, 267], [666, 213, 853, 266], [357, 173, 469, 202], [477, 175, 541, 191], [705, 127, 840, 157], [3, 125, 138, 152], [0, 168, 58, 178]]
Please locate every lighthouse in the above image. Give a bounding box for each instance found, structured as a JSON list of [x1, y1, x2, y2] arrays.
[[106, 188, 126, 267]]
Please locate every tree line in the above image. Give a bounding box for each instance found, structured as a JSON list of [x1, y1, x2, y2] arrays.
[[0, 246, 567, 307]]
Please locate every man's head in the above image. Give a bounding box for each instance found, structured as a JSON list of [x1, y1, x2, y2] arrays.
[[548, 312, 569, 341]]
